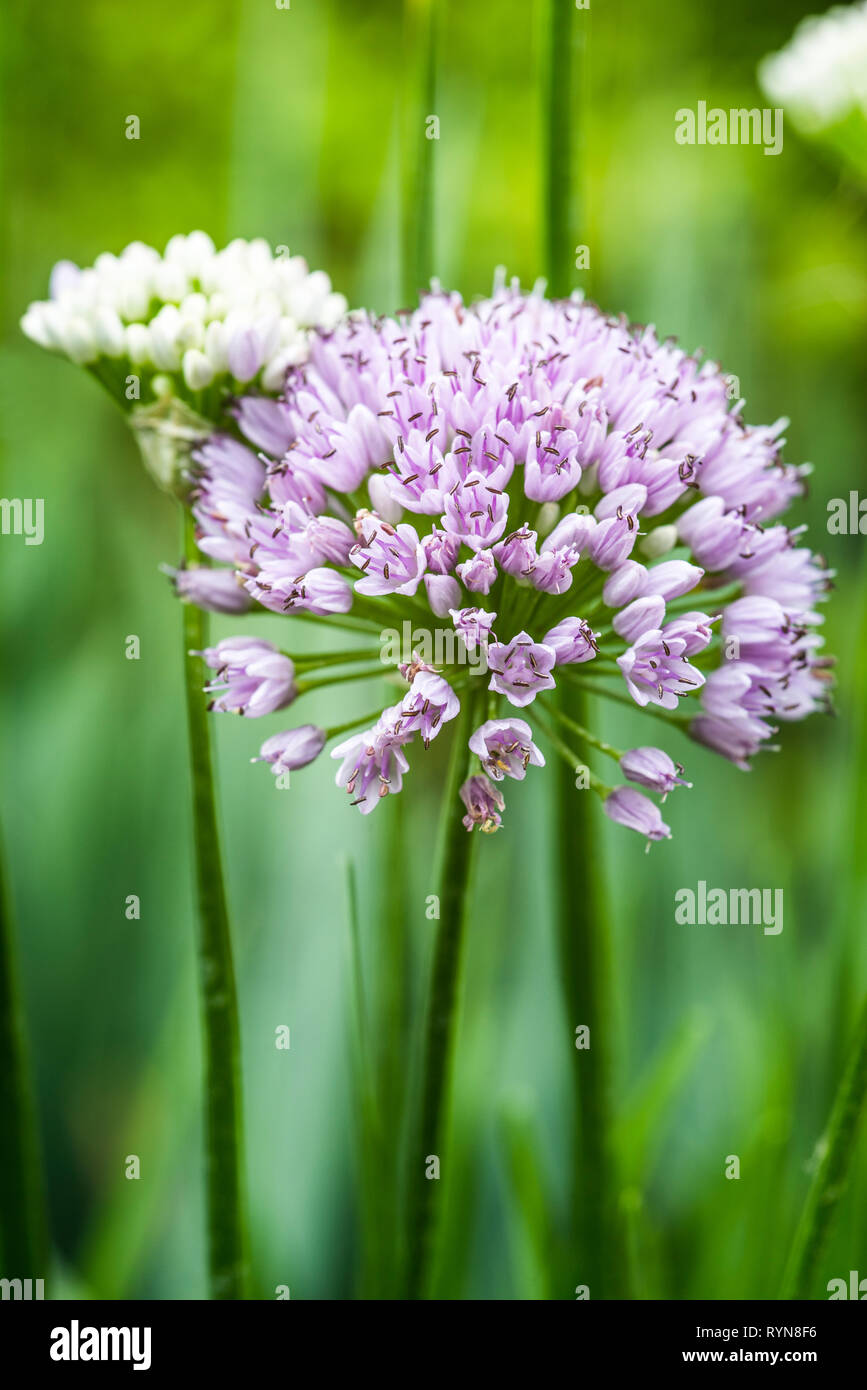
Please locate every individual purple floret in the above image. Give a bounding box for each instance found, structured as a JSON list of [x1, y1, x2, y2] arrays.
[[620, 747, 692, 798], [165, 564, 253, 614], [253, 725, 327, 776], [350, 512, 427, 596], [542, 617, 599, 665], [468, 719, 545, 781], [331, 719, 411, 814], [603, 787, 672, 843], [460, 775, 506, 833], [200, 637, 296, 716], [487, 632, 557, 708]]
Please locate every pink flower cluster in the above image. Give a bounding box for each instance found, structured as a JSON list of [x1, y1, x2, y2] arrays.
[[188, 286, 831, 840]]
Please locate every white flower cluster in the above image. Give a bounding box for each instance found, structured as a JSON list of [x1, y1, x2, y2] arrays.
[[760, 1, 867, 134], [20, 231, 347, 394]]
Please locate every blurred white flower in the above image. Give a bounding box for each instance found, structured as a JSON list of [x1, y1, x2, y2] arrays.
[[759, 2, 867, 135], [20, 231, 347, 399]]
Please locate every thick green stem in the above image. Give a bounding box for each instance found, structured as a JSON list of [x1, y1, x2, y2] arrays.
[[543, 0, 622, 1300], [0, 829, 49, 1281], [376, 792, 412, 1297], [181, 513, 248, 1299], [406, 696, 478, 1298], [543, 0, 583, 297], [554, 687, 628, 1298], [401, 0, 438, 303], [781, 997, 867, 1299]]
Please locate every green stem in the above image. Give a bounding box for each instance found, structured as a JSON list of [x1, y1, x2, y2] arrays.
[[406, 693, 478, 1298], [261, 609, 386, 638], [533, 703, 608, 795], [378, 791, 412, 1297], [0, 826, 49, 1281], [560, 672, 695, 730], [542, 0, 625, 1299], [401, 0, 438, 302], [543, 0, 582, 297], [291, 647, 384, 672], [324, 708, 392, 742], [296, 666, 395, 696], [554, 686, 628, 1298], [781, 996, 867, 1299], [545, 702, 623, 762], [344, 857, 388, 1298], [182, 512, 249, 1299]]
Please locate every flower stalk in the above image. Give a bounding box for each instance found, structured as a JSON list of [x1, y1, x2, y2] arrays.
[[543, 0, 584, 298], [543, 0, 628, 1299], [401, 0, 439, 302], [554, 688, 629, 1297], [781, 995, 867, 1299], [0, 830, 49, 1280], [406, 692, 480, 1298], [181, 512, 249, 1299]]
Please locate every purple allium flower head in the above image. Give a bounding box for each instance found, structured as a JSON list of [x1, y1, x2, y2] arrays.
[[200, 636, 296, 716], [469, 719, 545, 781], [603, 786, 672, 844], [460, 774, 506, 833], [159, 281, 830, 834], [253, 725, 327, 776], [620, 747, 692, 798]]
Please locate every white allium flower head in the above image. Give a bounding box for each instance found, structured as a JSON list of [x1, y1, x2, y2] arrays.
[[20, 231, 347, 400], [760, 1, 867, 134]]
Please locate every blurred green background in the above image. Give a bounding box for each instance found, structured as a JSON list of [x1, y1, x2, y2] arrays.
[[1, 0, 865, 1299]]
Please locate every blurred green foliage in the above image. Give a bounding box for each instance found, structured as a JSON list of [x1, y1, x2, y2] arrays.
[[1, 0, 865, 1298]]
